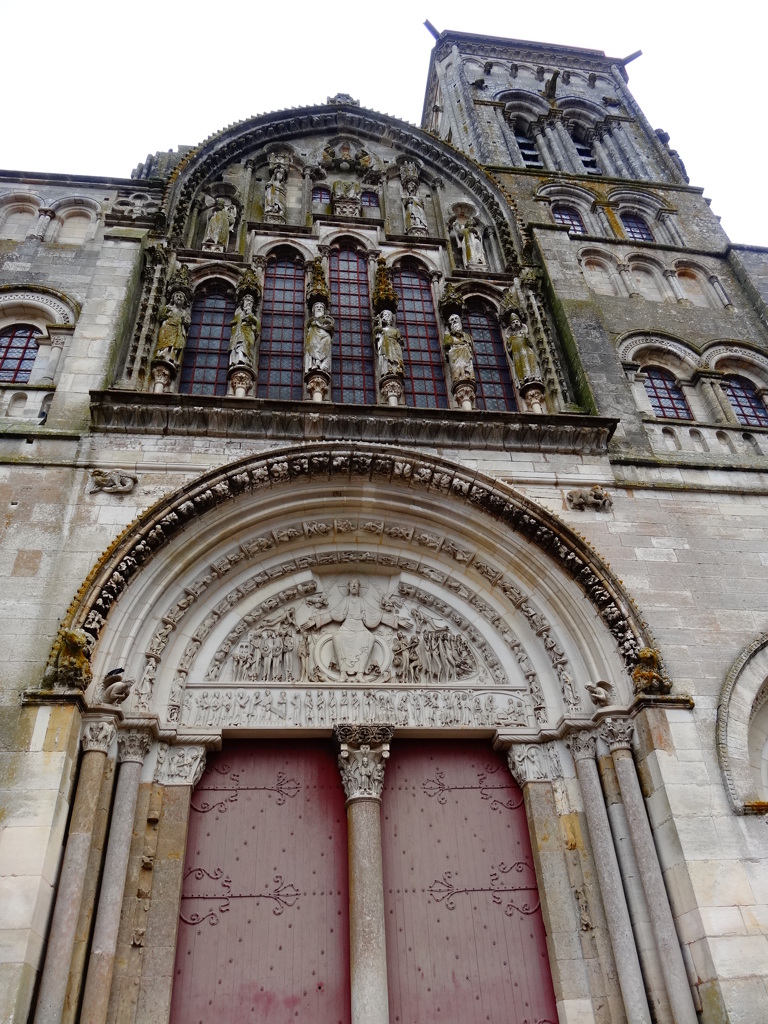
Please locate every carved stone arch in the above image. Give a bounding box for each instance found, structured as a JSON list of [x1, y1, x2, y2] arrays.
[[157, 106, 522, 271], [0, 191, 42, 240], [0, 284, 79, 329], [606, 187, 672, 218], [558, 96, 606, 128], [703, 344, 768, 390], [499, 90, 550, 125], [717, 633, 768, 813], [322, 230, 375, 255], [578, 245, 621, 268], [255, 238, 315, 263], [186, 261, 242, 292], [616, 332, 702, 374]]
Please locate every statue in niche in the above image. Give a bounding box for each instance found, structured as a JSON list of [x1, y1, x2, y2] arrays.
[[263, 162, 288, 222], [304, 299, 334, 375], [402, 179, 428, 235], [503, 308, 540, 387], [443, 312, 476, 386], [202, 197, 237, 251], [453, 217, 487, 269], [229, 293, 260, 369], [154, 290, 191, 366], [373, 308, 404, 378]]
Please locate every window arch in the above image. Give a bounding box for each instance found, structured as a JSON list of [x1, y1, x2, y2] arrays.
[[676, 269, 710, 308], [257, 251, 305, 401], [1, 207, 36, 242], [56, 212, 92, 245], [312, 186, 331, 206], [0, 324, 40, 383], [620, 213, 654, 242], [642, 366, 691, 420], [723, 375, 768, 427], [179, 283, 235, 396], [552, 205, 586, 234], [464, 299, 517, 412], [328, 244, 375, 404], [392, 259, 447, 409], [570, 125, 600, 175]]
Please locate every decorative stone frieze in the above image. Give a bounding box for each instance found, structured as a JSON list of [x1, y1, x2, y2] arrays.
[[117, 728, 152, 764], [335, 724, 394, 801], [565, 484, 613, 512], [507, 741, 562, 784], [88, 469, 138, 495]]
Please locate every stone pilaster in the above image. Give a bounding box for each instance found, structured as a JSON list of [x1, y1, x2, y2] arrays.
[[601, 719, 698, 1024], [335, 724, 394, 1024], [80, 728, 151, 1024]]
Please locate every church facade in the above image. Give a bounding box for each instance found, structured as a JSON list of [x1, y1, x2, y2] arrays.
[[2, 27, 768, 1024]]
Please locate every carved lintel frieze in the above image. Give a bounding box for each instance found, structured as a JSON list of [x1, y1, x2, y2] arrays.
[[117, 728, 152, 764], [566, 729, 597, 762], [599, 717, 634, 752], [81, 717, 117, 753], [334, 723, 394, 801], [154, 742, 207, 786]]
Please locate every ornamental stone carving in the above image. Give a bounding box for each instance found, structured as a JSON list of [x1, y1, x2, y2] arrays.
[[153, 287, 191, 369], [154, 743, 206, 786], [452, 214, 487, 270], [81, 720, 116, 753], [42, 627, 92, 691], [507, 744, 548, 784], [201, 196, 237, 252], [335, 724, 394, 801], [332, 180, 361, 217], [89, 469, 138, 495], [566, 485, 613, 512], [93, 669, 134, 706], [443, 313, 476, 410], [599, 718, 634, 751], [228, 293, 260, 371], [117, 728, 152, 764], [566, 730, 597, 762], [263, 155, 289, 224], [632, 647, 670, 694]]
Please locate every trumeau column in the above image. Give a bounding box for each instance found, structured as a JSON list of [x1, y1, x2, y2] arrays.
[[33, 715, 118, 1024], [80, 727, 152, 1024], [567, 731, 652, 1024], [601, 720, 698, 1024], [335, 724, 394, 1024]]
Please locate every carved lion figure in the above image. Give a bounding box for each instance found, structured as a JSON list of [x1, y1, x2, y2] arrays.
[[565, 484, 613, 512], [631, 647, 670, 695], [44, 627, 92, 690]]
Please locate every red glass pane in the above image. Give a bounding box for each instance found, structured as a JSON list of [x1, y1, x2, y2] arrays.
[[643, 366, 691, 419], [257, 254, 305, 400], [0, 324, 39, 383], [329, 246, 375, 404], [465, 301, 517, 412], [392, 261, 448, 409], [724, 375, 768, 427], [552, 205, 586, 234], [179, 286, 235, 396], [621, 213, 653, 242], [382, 741, 558, 1024]]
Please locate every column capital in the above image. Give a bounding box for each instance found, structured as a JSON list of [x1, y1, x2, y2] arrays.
[[117, 727, 152, 764], [335, 724, 394, 802], [81, 718, 117, 753], [566, 729, 597, 762], [599, 718, 634, 752], [154, 742, 207, 786], [507, 741, 563, 785]]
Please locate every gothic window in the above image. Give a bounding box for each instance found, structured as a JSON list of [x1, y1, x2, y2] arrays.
[[0, 324, 40, 383], [360, 190, 380, 209], [464, 299, 517, 412], [392, 259, 448, 409], [178, 284, 236, 396], [257, 251, 305, 401], [312, 186, 331, 206], [328, 245, 376, 404], [723, 375, 768, 427], [621, 213, 654, 242], [552, 205, 586, 234], [643, 366, 691, 419]]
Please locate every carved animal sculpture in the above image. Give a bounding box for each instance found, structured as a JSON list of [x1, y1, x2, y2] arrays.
[[44, 627, 92, 690], [632, 647, 670, 695], [585, 680, 614, 706], [96, 669, 135, 706], [565, 484, 612, 512]]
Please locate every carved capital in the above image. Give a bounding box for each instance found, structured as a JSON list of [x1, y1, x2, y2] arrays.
[[452, 379, 477, 410], [380, 376, 404, 405], [599, 718, 634, 752], [117, 728, 152, 764], [150, 361, 174, 393], [566, 730, 597, 762], [507, 741, 561, 785], [82, 719, 116, 753], [334, 724, 394, 801], [154, 742, 207, 786], [305, 371, 330, 402]]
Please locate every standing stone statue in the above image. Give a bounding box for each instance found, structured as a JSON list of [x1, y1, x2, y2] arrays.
[[305, 300, 333, 375], [402, 180, 428, 235], [202, 197, 236, 251], [229, 293, 260, 369], [154, 290, 191, 366], [443, 312, 477, 410], [263, 164, 288, 223], [373, 309, 404, 379], [453, 217, 487, 269], [504, 310, 539, 387]]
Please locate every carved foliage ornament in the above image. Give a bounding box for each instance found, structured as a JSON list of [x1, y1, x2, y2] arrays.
[[335, 723, 394, 800], [599, 718, 634, 751]]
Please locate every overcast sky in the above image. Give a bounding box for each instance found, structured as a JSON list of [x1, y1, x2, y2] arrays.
[[1, 1, 763, 246]]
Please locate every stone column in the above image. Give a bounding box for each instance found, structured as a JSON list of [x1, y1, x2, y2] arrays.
[[33, 716, 118, 1024], [79, 727, 151, 1024], [663, 269, 687, 303], [709, 274, 733, 308], [601, 720, 698, 1024], [567, 731, 652, 1024], [335, 724, 394, 1024], [30, 207, 55, 240]]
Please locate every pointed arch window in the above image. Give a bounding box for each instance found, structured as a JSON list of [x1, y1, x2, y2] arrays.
[[179, 283, 235, 396], [621, 213, 654, 242], [257, 251, 305, 401], [723, 375, 768, 427], [392, 259, 447, 409], [552, 205, 586, 234], [643, 366, 691, 419], [464, 300, 517, 412], [0, 324, 40, 383], [328, 244, 375, 404]]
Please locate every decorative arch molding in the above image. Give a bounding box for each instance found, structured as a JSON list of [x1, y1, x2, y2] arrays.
[[0, 284, 80, 326], [184, 260, 242, 291], [43, 445, 656, 724], [159, 105, 521, 271], [703, 342, 768, 378], [617, 332, 701, 371], [717, 633, 768, 813]]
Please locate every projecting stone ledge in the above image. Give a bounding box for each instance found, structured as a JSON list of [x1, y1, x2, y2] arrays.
[[90, 391, 616, 455]]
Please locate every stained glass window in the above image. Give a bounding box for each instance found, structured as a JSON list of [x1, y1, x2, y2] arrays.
[[329, 245, 375, 404], [621, 213, 654, 242], [0, 324, 40, 383], [257, 252, 305, 401], [392, 259, 447, 408], [643, 366, 691, 419], [464, 300, 517, 411], [552, 205, 586, 234], [178, 284, 235, 396], [723, 375, 768, 427]]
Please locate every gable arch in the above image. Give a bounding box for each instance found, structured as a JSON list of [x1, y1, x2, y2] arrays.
[[46, 445, 655, 732]]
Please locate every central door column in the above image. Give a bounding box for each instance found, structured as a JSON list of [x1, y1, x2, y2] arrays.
[[335, 724, 394, 1024]]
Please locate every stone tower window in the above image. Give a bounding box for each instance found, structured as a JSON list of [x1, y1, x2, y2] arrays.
[[257, 251, 305, 401], [552, 205, 586, 234], [643, 366, 691, 419], [621, 213, 654, 242], [0, 324, 40, 383], [723, 375, 768, 427], [392, 259, 447, 408], [329, 245, 376, 404], [178, 284, 236, 396], [514, 128, 543, 169]]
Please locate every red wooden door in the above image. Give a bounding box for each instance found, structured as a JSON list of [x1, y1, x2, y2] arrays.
[[170, 740, 350, 1024], [381, 741, 557, 1024]]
